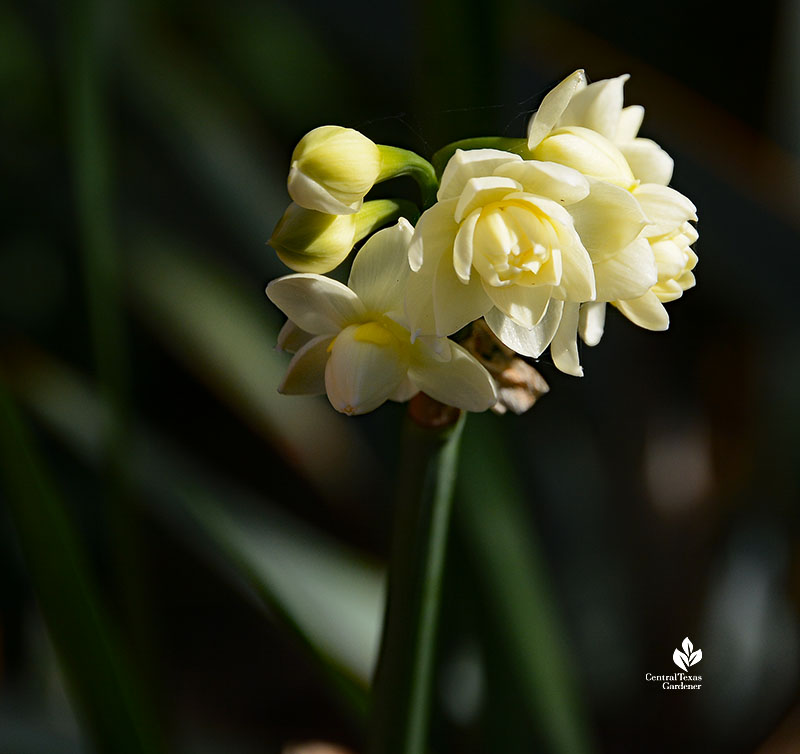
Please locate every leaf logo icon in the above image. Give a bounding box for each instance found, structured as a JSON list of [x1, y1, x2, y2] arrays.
[[673, 637, 702, 670]]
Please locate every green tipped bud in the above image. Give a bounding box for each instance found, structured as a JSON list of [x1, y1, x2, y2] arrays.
[[288, 126, 382, 215], [269, 199, 416, 274], [269, 202, 358, 273]]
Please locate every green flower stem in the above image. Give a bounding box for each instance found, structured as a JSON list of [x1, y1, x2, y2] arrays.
[[355, 198, 420, 241], [0, 384, 165, 754], [377, 146, 439, 209], [431, 137, 529, 177], [368, 408, 467, 754]]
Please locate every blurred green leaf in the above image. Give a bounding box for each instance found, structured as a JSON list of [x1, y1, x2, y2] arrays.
[[457, 413, 596, 754], [120, 26, 287, 266], [7, 351, 384, 707], [0, 383, 165, 754], [126, 229, 380, 501]]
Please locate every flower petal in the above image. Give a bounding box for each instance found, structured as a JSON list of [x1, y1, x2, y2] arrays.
[[579, 301, 606, 346], [493, 160, 590, 204], [527, 69, 586, 149], [620, 138, 674, 185], [389, 375, 419, 402], [614, 290, 669, 331], [550, 301, 583, 377], [432, 249, 493, 336], [324, 325, 408, 415], [634, 184, 698, 236], [408, 198, 459, 272], [454, 176, 522, 222], [438, 149, 522, 201], [288, 165, 360, 215], [553, 227, 596, 302], [482, 281, 553, 328], [485, 299, 564, 358], [616, 105, 644, 141], [560, 74, 629, 139], [593, 237, 657, 301], [266, 274, 366, 334], [453, 208, 480, 282], [348, 218, 413, 313], [276, 319, 314, 354], [570, 180, 648, 262], [278, 334, 334, 395], [409, 340, 497, 412]]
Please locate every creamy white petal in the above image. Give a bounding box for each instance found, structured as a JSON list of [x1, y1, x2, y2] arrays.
[[579, 301, 606, 346], [485, 299, 564, 358], [553, 227, 596, 301], [278, 334, 334, 395], [324, 325, 408, 415], [550, 301, 583, 377], [593, 237, 657, 301], [287, 165, 360, 215], [620, 139, 673, 185], [481, 281, 553, 328], [432, 249, 493, 336], [348, 218, 413, 312], [438, 149, 522, 201], [454, 176, 521, 222], [276, 319, 314, 354], [560, 75, 629, 139], [614, 290, 669, 331], [266, 274, 366, 334], [408, 198, 459, 272], [493, 160, 590, 204], [389, 375, 419, 402], [409, 341, 497, 412], [634, 183, 698, 236], [527, 69, 586, 149], [404, 263, 439, 337], [453, 208, 481, 282], [617, 105, 644, 141], [570, 180, 648, 262], [650, 237, 688, 279]]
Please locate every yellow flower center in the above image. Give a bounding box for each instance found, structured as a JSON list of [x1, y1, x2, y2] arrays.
[[471, 200, 560, 288]]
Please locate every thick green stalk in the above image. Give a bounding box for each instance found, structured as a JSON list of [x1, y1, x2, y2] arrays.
[[368, 410, 466, 754], [377, 146, 439, 209], [0, 384, 164, 753]]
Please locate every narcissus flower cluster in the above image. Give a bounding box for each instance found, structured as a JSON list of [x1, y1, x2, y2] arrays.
[[267, 70, 698, 415]]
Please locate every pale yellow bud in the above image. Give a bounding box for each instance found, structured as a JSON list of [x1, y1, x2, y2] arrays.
[[288, 126, 382, 214], [269, 203, 358, 273]]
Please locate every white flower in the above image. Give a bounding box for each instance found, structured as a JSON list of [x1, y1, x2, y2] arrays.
[[266, 220, 497, 415], [405, 148, 597, 366], [614, 221, 698, 330], [287, 126, 382, 215], [527, 71, 698, 364]]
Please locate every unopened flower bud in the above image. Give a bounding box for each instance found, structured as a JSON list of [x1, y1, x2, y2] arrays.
[[288, 126, 382, 215], [269, 203, 358, 273]]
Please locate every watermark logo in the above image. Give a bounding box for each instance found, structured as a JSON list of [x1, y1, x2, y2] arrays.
[[673, 637, 702, 671], [645, 637, 703, 690]]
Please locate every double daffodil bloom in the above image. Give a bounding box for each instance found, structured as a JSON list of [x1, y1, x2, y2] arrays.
[[404, 148, 595, 358], [267, 220, 497, 415], [526, 70, 698, 365]]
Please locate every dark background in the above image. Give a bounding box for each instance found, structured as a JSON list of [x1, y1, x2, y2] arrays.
[[1, 0, 800, 752]]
